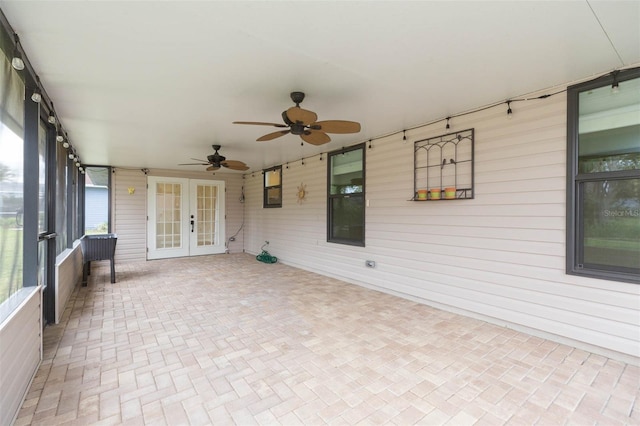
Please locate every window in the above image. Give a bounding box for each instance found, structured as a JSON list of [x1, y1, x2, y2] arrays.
[[84, 166, 111, 234], [0, 52, 25, 306], [55, 139, 67, 254], [567, 68, 640, 283], [328, 144, 365, 246], [263, 165, 282, 208]]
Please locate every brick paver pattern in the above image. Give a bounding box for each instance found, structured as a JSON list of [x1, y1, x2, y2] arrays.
[[15, 254, 640, 425]]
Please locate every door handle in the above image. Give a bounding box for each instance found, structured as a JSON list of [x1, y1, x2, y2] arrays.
[[190, 220, 194, 232]]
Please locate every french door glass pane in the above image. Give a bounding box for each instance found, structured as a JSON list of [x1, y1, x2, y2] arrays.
[[197, 184, 216, 246], [155, 183, 182, 249]]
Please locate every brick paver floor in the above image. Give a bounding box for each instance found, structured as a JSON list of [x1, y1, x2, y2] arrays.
[[15, 254, 640, 425]]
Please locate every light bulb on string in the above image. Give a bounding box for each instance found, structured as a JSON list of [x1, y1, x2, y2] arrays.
[[611, 71, 620, 94], [446, 117, 451, 130], [31, 76, 42, 103], [506, 101, 513, 119], [11, 33, 25, 71], [48, 103, 56, 124]]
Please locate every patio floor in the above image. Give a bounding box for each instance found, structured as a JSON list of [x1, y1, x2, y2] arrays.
[[15, 254, 640, 425]]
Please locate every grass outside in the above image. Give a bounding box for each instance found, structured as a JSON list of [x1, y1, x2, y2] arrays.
[[585, 237, 640, 251], [0, 224, 23, 305]]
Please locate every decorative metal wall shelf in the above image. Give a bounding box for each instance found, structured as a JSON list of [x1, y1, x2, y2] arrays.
[[413, 128, 474, 201]]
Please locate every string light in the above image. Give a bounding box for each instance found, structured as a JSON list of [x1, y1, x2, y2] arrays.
[[611, 70, 620, 94], [241, 75, 589, 179], [31, 76, 42, 103], [11, 33, 24, 71], [48, 103, 56, 124], [402, 131, 407, 143], [368, 139, 372, 149], [506, 101, 513, 119]]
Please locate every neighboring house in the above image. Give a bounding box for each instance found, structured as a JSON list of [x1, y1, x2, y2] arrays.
[[84, 184, 108, 231]]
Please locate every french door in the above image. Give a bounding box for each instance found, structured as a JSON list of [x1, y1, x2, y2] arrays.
[[147, 177, 225, 259]]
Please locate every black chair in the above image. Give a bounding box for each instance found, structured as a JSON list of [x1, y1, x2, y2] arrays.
[[81, 234, 117, 286]]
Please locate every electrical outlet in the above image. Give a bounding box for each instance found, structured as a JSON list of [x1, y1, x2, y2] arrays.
[[365, 260, 376, 268]]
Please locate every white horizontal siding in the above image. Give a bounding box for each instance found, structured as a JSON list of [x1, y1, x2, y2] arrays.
[[243, 88, 640, 362], [55, 244, 83, 324], [113, 169, 147, 263], [0, 288, 41, 426]]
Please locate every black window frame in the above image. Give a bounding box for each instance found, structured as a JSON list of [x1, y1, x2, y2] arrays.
[[566, 67, 640, 284], [263, 165, 282, 208], [327, 143, 365, 247]]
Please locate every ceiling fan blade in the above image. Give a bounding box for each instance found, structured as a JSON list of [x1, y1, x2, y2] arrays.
[[222, 161, 250, 171], [312, 120, 361, 134], [191, 158, 210, 162], [206, 165, 221, 171], [221, 159, 247, 167], [301, 130, 331, 145], [179, 162, 209, 166], [233, 121, 288, 128], [257, 130, 290, 141], [286, 107, 317, 125]]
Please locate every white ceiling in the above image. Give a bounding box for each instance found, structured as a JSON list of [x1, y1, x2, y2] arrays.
[[1, 1, 639, 173]]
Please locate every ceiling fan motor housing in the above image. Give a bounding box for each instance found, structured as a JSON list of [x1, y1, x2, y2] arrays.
[[207, 153, 225, 163]]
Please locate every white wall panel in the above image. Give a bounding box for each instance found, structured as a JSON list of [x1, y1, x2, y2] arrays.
[[55, 244, 83, 324], [243, 89, 640, 362], [0, 289, 41, 426]]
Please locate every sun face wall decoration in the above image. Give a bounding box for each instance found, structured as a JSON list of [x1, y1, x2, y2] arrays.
[[296, 183, 307, 204]]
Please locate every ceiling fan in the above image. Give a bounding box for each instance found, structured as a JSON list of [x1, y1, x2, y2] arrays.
[[233, 91, 361, 145], [179, 145, 249, 171]]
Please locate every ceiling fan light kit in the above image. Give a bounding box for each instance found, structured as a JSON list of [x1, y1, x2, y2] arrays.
[[234, 92, 361, 145]]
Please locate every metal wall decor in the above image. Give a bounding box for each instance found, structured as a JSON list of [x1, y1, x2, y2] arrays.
[[413, 128, 474, 200]]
